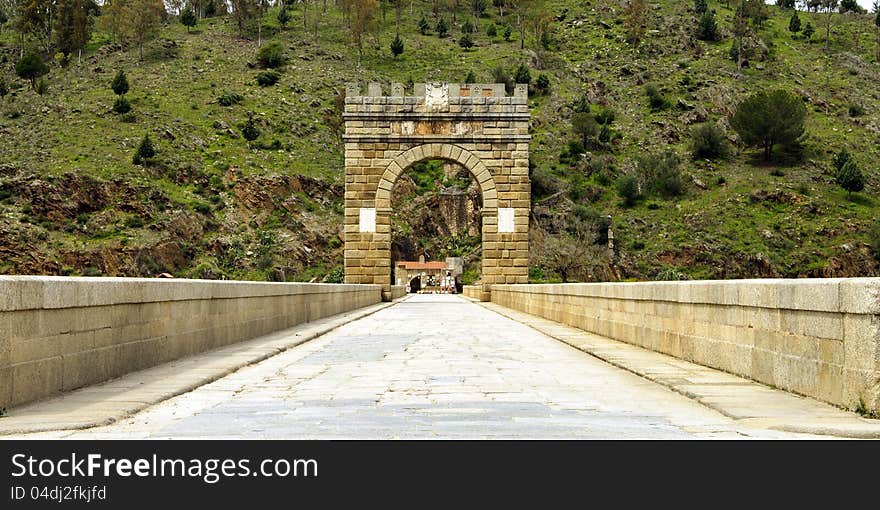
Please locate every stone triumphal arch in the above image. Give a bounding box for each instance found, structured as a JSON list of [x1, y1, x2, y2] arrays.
[[343, 82, 530, 300]]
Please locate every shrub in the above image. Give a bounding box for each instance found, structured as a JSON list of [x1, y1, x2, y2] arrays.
[[803, 22, 814, 40], [690, 122, 729, 160], [462, 20, 474, 34], [652, 155, 684, 198], [458, 32, 474, 49], [257, 41, 287, 68], [694, 0, 708, 14], [133, 134, 156, 165], [535, 73, 550, 94], [616, 175, 641, 207], [125, 216, 144, 228], [848, 103, 866, 117], [529, 166, 559, 199], [486, 23, 497, 37], [503, 24, 512, 41], [436, 18, 448, 38], [242, 114, 260, 142], [113, 95, 132, 114], [418, 15, 430, 35], [833, 149, 852, 173], [464, 70, 476, 83], [218, 91, 243, 106], [514, 63, 531, 85], [836, 160, 864, 197], [870, 219, 880, 261], [593, 106, 615, 126], [323, 266, 344, 283], [34, 78, 48, 96], [492, 65, 513, 93], [276, 5, 291, 29], [645, 84, 670, 111], [0, 78, 7, 97], [788, 12, 801, 34], [256, 70, 280, 87]]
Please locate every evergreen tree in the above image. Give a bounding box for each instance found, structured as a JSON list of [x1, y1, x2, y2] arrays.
[[458, 31, 473, 48], [464, 70, 476, 83], [875, 1, 880, 63], [803, 21, 815, 40], [832, 148, 852, 173], [112, 69, 129, 96], [697, 10, 720, 41], [730, 89, 806, 162], [181, 5, 197, 32], [276, 5, 291, 30], [572, 112, 599, 148], [789, 12, 801, 34], [133, 134, 156, 164], [436, 17, 448, 37], [418, 14, 430, 34], [839, 0, 864, 13], [513, 63, 531, 85], [242, 114, 260, 142], [54, 0, 92, 61], [391, 33, 404, 57], [836, 160, 864, 197], [503, 24, 512, 41], [694, 0, 708, 14], [15, 53, 49, 88]]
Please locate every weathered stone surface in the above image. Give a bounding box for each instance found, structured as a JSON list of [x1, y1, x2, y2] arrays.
[[489, 279, 880, 414], [0, 276, 383, 409], [343, 83, 530, 297]]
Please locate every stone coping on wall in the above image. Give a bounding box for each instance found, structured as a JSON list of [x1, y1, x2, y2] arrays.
[[0, 276, 381, 312], [493, 279, 880, 315]]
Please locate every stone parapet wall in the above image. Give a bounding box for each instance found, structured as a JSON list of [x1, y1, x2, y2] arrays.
[[0, 277, 382, 409], [389, 285, 407, 300], [462, 285, 490, 302], [490, 279, 880, 413]]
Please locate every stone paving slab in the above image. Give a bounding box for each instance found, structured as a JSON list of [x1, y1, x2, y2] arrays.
[[479, 301, 880, 438], [0, 299, 399, 435]]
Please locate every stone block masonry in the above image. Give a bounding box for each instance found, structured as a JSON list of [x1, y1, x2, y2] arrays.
[[343, 83, 531, 300], [0, 276, 383, 409], [489, 279, 880, 414]]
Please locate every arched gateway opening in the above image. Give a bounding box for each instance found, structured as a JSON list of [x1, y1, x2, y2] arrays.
[[343, 82, 530, 301]]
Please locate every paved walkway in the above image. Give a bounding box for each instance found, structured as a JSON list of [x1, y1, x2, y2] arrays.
[[18, 295, 823, 439]]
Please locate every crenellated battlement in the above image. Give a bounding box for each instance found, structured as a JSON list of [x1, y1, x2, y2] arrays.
[[345, 82, 528, 105]]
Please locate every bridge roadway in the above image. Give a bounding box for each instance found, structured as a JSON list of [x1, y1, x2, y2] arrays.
[[34, 294, 814, 439]]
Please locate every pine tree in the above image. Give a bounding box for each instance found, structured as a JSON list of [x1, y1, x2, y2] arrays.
[[242, 114, 260, 142], [875, 1, 880, 63], [15, 53, 49, 89], [418, 14, 430, 34], [111, 70, 129, 96], [694, 0, 708, 14], [181, 5, 198, 32], [391, 33, 404, 57], [836, 160, 864, 197], [789, 12, 801, 34], [464, 70, 476, 82], [697, 10, 719, 41], [133, 134, 156, 165], [730, 89, 806, 162], [513, 63, 531, 85], [436, 17, 448, 37], [277, 5, 291, 30], [803, 21, 815, 40], [54, 0, 92, 61], [458, 31, 473, 48]]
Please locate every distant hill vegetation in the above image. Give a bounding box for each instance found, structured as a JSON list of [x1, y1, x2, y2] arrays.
[[0, 0, 878, 282]]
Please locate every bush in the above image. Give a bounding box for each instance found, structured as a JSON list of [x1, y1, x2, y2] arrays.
[[464, 70, 476, 83], [617, 175, 641, 207], [458, 32, 474, 49], [436, 18, 448, 38], [870, 219, 880, 261], [535, 73, 550, 94], [125, 216, 144, 228], [645, 84, 670, 111], [514, 63, 531, 85], [323, 266, 344, 283], [690, 122, 728, 160], [113, 95, 132, 114], [638, 151, 684, 198], [418, 15, 430, 35], [0, 78, 7, 97], [492, 65, 513, 94], [218, 91, 243, 106], [34, 78, 48, 96], [486, 23, 497, 37], [848, 103, 866, 117], [462, 20, 474, 34], [529, 166, 559, 199], [255, 70, 280, 87], [242, 114, 260, 142], [503, 24, 512, 41], [111, 69, 129, 96], [257, 41, 287, 68], [133, 134, 156, 165], [833, 149, 852, 173], [836, 160, 864, 196]]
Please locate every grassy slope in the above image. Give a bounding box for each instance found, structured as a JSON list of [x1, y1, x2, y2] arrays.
[[0, 0, 878, 280]]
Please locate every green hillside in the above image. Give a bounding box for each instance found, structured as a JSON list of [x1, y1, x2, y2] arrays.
[[0, 0, 878, 282]]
